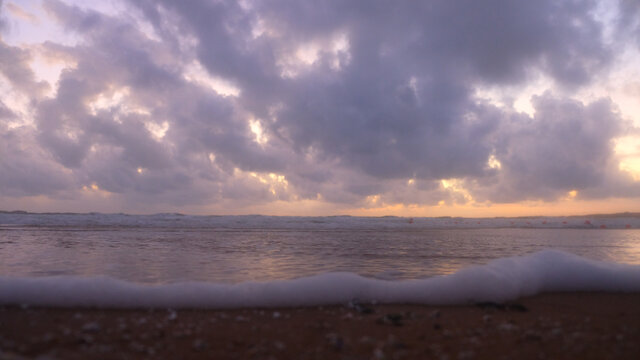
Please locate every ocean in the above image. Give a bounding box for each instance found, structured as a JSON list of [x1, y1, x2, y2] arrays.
[[1, 212, 640, 308]]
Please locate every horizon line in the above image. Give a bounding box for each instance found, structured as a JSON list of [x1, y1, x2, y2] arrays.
[[2, 209, 640, 219]]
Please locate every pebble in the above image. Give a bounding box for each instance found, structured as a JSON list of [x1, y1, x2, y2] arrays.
[[325, 333, 344, 350], [429, 310, 442, 319], [129, 341, 145, 353], [466, 336, 481, 346], [385, 334, 407, 350], [96, 344, 114, 353], [192, 338, 207, 351], [373, 348, 385, 359], [550, 328, 563, 336], [82, 322, 101, 332], [359, 336, 374, 345], [77, 334, 94, 344], [522, 330, 542, 341], [61, 327, 71, 336], [498, 323, 517, 332], [377, 313, 403, 326], [40, 332, 55, 343], [348, 299, 374, 314]]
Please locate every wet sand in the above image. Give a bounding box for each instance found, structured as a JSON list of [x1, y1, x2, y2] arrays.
[[1, 293, 639, 359]]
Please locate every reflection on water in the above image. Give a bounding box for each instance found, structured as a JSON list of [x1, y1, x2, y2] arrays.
[[1, 227, 639, 284]]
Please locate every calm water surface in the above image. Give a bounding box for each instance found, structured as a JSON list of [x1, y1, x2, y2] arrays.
[[2, 224, 639, 284]]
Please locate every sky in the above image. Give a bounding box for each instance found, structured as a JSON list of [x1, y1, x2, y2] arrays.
[[0, 0, 639, 217]]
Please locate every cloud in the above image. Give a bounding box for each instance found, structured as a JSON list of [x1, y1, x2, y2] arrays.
[[0, 40, 49, 96], [617, 0, 640, 46], [471, 94, 637, 202], [0, 100, 13, 118], [0, 0, 6, 32], [0, 121, 73, 197], [5, 2, 39, 24], [192, 0, 612, 184], [22, 0, 294, 207], [0, 0, 638, 213]]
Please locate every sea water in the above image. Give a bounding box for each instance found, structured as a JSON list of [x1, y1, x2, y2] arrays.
[[1, 212, 639, 307]]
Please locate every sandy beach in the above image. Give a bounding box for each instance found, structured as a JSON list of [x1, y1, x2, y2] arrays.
[[1, 292, 639, 359]]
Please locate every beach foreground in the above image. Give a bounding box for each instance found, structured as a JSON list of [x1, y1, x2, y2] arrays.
[[1, 293, 639, 360]]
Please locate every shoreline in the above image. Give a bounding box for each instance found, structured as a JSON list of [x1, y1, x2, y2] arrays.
[[1, 292, 639, 359], [2, 209, 640, 219]]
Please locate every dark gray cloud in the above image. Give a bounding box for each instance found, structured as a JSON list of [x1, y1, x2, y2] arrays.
[[0, 0, 6, 32], [471, 94, 632, 202], [168, 0, 613, 184], [0, 121, 73, 197], [258, 0, 610, 84], [0, 17, 69, 196], [0, 41, 48, 96], [22, 0, 296, 207], [0, 0, 638, 211], [618, 0, 640, 46], [1, 1, 47, 95], [0, 100, 13, 119]]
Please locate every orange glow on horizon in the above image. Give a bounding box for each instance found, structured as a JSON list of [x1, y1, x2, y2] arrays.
[[2, 195, 639, 217], [343, 198, 640, 218], [162, 195, 640, 218]]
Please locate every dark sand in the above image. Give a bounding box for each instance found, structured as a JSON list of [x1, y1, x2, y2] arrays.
[[1, 293, 639, 359]]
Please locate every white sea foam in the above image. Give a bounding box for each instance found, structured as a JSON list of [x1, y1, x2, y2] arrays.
[[1, 250, 638, 308], [1, 211, 639, 229]]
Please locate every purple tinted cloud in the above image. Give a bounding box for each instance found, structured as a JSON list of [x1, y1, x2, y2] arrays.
[[0, 0, 638, 211]]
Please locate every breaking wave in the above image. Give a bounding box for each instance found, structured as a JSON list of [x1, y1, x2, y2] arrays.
[[1, 250, 639, 309]]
